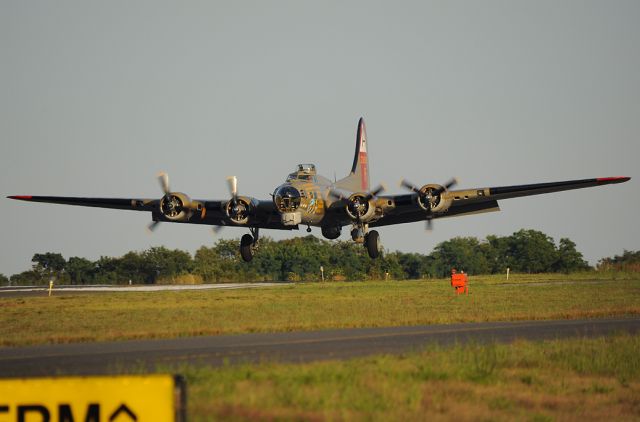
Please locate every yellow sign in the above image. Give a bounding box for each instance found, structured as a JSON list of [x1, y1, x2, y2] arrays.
[[0, 374, 185, 422]]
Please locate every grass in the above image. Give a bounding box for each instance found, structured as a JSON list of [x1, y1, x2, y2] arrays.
[[0, 274, 638, 347], [2, 274, 639, 420], [170, 333, 640, 421]]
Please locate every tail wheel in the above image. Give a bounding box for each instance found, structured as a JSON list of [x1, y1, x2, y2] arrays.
[[240, 234, 254, 262], [365, 230, 381, 259]]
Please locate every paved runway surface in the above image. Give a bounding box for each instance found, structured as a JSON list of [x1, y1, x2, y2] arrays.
[[0, 282, 287, 298], [0, 317, 638, 376]]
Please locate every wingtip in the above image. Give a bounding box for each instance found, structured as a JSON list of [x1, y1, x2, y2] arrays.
[[7, 195, 32, 200], [597, 176, 631, 184]]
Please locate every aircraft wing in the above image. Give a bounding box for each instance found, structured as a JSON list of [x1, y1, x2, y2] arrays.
[[7, 195, 160, 211], [371, 176, 630, 227], [6, 195, 294, 230], [466, 176, 630, 202]]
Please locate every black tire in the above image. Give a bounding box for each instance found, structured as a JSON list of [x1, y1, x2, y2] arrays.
[[365, 230, 381, 259], [240, 234, 254, 262]]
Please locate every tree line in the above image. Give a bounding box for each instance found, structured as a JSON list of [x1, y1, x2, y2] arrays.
[[597, 250, 640, 272], [0, 229, 634, 285]]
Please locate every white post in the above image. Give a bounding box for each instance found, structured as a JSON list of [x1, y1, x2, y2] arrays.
[[48, 279, 54, 297], [320, 266, 324, 282], [506, 267, 510, 280]]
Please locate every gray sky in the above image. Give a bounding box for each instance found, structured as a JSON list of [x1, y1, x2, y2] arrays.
[[1, 1, 638, 277]]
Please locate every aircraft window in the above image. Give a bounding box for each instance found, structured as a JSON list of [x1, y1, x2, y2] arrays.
[[273, 185, 302, 212], [297, 164, 316, 173]]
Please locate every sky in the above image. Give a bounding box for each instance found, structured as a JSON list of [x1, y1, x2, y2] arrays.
[[1, 1, 638, 277]]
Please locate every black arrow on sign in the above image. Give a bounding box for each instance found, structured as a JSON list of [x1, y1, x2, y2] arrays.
[[109, 404, 137, 421]]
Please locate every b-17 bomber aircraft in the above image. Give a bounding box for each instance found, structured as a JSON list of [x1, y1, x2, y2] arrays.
[[8, 118, 630, 262]]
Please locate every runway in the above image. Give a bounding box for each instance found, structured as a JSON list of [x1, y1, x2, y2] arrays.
[[0, 317, 638, 377], [0, 282, 287, 297]]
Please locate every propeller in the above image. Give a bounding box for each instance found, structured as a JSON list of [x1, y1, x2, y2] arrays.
[[147, 220, 161, 232], [329, 184, 386, 202], [147, 172, 172, 233], [149, 171, 202, 231], [209, 176, 242, 233], [226, 176, 238, 203], [327, 188, 346, 202], [158, 172, 170, 195], [364, 184, 386, 201], [400, 177, 458, 230], [329, 184, 386, 222], [224, 175, 251, 225]]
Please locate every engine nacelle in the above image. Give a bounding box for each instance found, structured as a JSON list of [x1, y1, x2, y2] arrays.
[[345, 193, 376, 222], [416, 184, 452, 213], [225, 196, 255, 225], [159, 192, 203, 222]]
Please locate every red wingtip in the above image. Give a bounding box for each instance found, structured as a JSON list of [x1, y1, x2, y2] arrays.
[[7, 195, 33, 200], [597, 176, 631, 183]]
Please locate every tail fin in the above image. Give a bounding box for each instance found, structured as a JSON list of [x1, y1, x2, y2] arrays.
[[334, 117, 370, 192]]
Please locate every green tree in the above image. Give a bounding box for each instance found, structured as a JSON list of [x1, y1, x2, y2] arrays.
[[397, 253, 428, 279], [554, 238, 590, 273], [118, 252, 146, 284], [66, 257, 95, 284], [430, 237, 490, 276], [32, 252, 66, 279], [193, 246, 223, 282], [598, 250, 640, 271], [484, 235, 511, 273], [140, 247, 193, 283], [506, 229, 558, 273], [10, 270, 41, 285], [94, 256, 121, 284], [0, 273, 8, 286]]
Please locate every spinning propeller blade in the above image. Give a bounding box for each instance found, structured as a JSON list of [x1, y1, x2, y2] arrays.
[[157, 172, 170, 195], [364, 184, 386, 201], [400, 177, 459, 231], [226, 176, 238, 202], [399, 179, 420, 194], [147, 220, 161, 232], [148, 172, 172, 232]]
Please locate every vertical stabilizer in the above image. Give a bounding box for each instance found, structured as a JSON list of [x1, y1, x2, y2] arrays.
[[334, 117, 370, 192]]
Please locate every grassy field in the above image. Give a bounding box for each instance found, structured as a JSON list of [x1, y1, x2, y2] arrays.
[[177, 333, 640, 421], [0, 273, 638, 347], [2, 273, 639, 420]]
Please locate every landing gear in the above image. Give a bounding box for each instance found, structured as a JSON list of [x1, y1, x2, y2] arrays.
[[351, 226, 365, 243], [240, 227, 260, 262], [364, 230, 381, 259], [349, 222, 381, 258]]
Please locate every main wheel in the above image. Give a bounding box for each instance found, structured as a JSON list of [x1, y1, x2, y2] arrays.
[[365, 230, 381, 259], [240, 234, 254, 262]]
